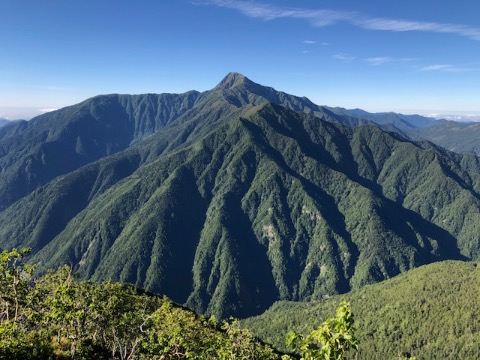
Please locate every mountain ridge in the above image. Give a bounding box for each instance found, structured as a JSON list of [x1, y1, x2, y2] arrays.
[[2, 101, 477, 319], [0, 72, 472, 212], [0, 118, 9, 128], [1, 73, 480, 319]]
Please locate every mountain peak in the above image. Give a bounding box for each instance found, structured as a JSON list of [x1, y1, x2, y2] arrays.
[[215, 72, 249, 90]]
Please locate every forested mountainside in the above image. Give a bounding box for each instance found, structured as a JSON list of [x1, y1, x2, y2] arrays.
[[243, 260, 480, 359], [2, 72, 479, 213], [0, 73, 356, 212], [1, 73, 480, 319], [0, 91, 201, 211]]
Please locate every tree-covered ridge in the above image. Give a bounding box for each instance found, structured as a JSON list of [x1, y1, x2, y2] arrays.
[[0, 248, 280, 360], [3, 72, 480, 215], [0, 72, 408, 213], [243, 260, 480, 359], [2, 74, 480, 320], [1, 102, 478, 320], [0, 91, 202, 211]]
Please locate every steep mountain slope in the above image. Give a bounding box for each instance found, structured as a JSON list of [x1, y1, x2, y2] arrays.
[[0, 72, 456, 213], [212, 73, 372, 128], [243, 260, 480, 359], [3, 102, 480, 320], [4, 72, 480, 215], [2, 73, 480, 320], [0, 72, 361, 212], [0, 91, 201, 210]]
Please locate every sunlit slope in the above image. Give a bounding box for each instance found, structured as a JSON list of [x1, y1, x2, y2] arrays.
[[4, 103, 476, 319], [243, 260, 480, 359]]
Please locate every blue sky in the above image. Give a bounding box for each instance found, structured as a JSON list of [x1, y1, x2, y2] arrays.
[[1, 0, 480, 120]]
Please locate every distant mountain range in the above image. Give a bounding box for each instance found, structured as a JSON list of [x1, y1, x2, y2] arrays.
[[327, 106, 442, 129], [1, 73, 480, 319]]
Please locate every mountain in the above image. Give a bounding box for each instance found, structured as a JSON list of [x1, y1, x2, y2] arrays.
[[0, 91, 201, 210], [243, 260, 480, 359], [329, 107, 480, 157], [415, 120, 480, 156], [0, 118, 9, 128], [327, 107, 441, 129], [0, 73, 372, 212], [2, 73, 480, 320], [1, 72, 471, 213]]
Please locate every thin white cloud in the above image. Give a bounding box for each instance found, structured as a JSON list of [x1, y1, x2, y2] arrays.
[[365, 57, 392, 66], [203, 0, 354, 25], [203, 0, 480, 41], [427, 113, 480, 122], [358, 18, 480, 41], [303, 40, 316, 44], [333, 53, 355, 62], [420, 64, 452, 71], [39, 108, 58, 113], [364, 56, 417, 66], [419, 64, 477, 73], [0, 107, 54, 120]]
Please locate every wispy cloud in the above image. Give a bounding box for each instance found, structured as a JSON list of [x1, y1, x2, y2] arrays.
[[419, 64, 477, 73], [202, 0, 480, 41], [201, 0, 354, 25], [419, 64, 452, 72], [39, 108, 58, 113], [333, 53, 355, 62], [364, 57, 418, 67], [359, 18, 480, 41], [365, 57, 392, 66], [303, 40, 329, 46], [427, 113, 480, 122], [0, 107, 58, 120]]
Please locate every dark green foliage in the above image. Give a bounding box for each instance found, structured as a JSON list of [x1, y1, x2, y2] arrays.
[[243, 261, 480, 359], [5, 101, 476, 320], [2, 73, 480, 321], [0, 248, 34, 323], [0, 72, 373, 212], [0, 249, 279, 359], [0, 91, 201, 211]]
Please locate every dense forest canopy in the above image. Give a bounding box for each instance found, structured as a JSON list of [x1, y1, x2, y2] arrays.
[[243, 260, 480, 359], [1, 74, 480, 359], [0, 248, 280, 359]]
